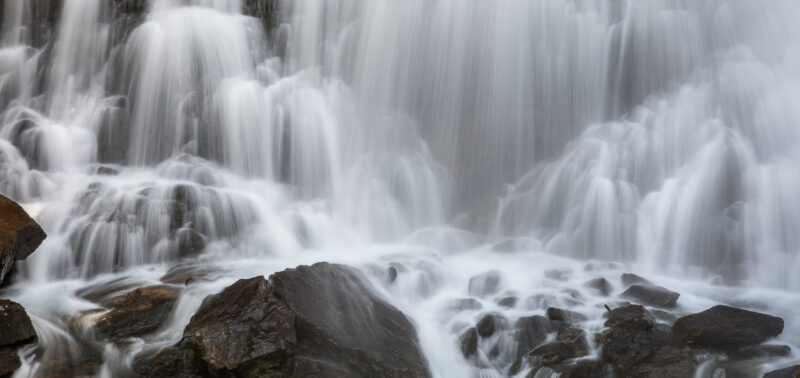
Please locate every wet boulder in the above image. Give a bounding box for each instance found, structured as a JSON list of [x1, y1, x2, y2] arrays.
[[476, 313, 507, 337], [514, 315, 554, 356], [671, 305, 784, 349], [732, 344, 791, 359], [269, 263, 429, 377], [182, 276, 295, 374], [459, 327, 478, 358], [599, 305, 696, 377], [496, 296, 517, 308], [0, 299, 37, 377], [0, 194, 46, 284], [556, 326, 589, 358], [621, 284, 679, 308], [95, 285, 181, 340], [137, 263, 430, 377], [584, 277, 612, 296], [621, 273, 651, 286]]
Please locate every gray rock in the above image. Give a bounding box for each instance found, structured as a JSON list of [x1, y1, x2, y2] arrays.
[[672, 305, 784, 349], [621, 284, 680, 308]]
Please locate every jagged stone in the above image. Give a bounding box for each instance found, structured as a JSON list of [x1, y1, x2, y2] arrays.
[[0, 194, 46, 284], [96, 285, 181, 340]]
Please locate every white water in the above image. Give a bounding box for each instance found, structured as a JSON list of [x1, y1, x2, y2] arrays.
[[0, 0, 799, 376]]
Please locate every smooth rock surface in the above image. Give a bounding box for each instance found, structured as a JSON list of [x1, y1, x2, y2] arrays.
[[622, 284, 680, 308], [672, 305, 784, 349], [96, 285, 181, 340]]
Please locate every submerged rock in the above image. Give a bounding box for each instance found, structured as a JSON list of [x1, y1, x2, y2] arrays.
[[459, 327, 478, 358], [96, 285, 181, 340], [136, 262, 430, 377], [0, 194, 46, 284], [672, 305, 784, 349], [621, 284, 680, 308], [621, 273, 651, 286], [530, 342, 572, 365], [476, 313, 507, 337], [468, 270, 501, 297]]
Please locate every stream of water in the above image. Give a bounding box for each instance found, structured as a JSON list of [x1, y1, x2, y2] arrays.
[[1, 0, 799, 376]]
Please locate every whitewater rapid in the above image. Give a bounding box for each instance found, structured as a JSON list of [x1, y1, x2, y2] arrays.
[[0, 0, 799, 376]]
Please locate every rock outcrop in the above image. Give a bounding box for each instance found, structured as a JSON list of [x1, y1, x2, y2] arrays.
[[95, 285, 181, 340], [134, 262, 430, 377], [0, 299, 37, 376], [672, 305, 784, 349], [621, 284, 680, 308], [0, 194, 46, 285]]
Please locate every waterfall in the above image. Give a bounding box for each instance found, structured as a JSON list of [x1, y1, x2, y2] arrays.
[[0, 0, 799, 376]]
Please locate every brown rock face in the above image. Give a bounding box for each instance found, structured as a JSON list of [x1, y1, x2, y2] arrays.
[[0, 194, 46, 284], [183, 276, 295, 373], [96, 285, 181, 340]]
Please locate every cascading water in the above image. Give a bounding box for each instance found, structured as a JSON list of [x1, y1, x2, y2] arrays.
[[0, 0, 799, 376]]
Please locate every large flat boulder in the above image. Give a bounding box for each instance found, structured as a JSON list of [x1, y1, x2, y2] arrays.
[[0, 194, 46, 284], [672, 305, 784, 349], [135, 262, 430, 377]]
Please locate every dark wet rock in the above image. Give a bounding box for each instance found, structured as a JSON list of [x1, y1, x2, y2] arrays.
[[557, 326, 589, 358], [732, 344, 791, 359], [530, 342, 572, 365], [133, 346, 209, 378], [497, 296, 517, 308], [0, 194, 46, 284], [547, 307, 588, 324], [182, 276, 295, 373], [95, 285, 181, 340], [604, 304, 655, 331], [476, 313, 507, 338], [515, 315, 554, 356], [150, 263, 429, 377], [621, 273, 651, 286], [268, 263, 430, 377], [459, 327, 478, 358], [0, 300, 37, 347], [159, 265, 218, 285], [672, 305, 784, 349], [621, 284, 679, 308], [545, 269, 569, 281], [764, 365, 800, 378], [584, 277, 612, 296], [0, 299, 36, 377], [468, 270, 501, 297], [563, 360, 617, 378], [0, 346, 20, 377], [449, 298, 483, 311], [388, 266, 398, 283], [243, 0, 281, 31], [599, 305, 696, 377]]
